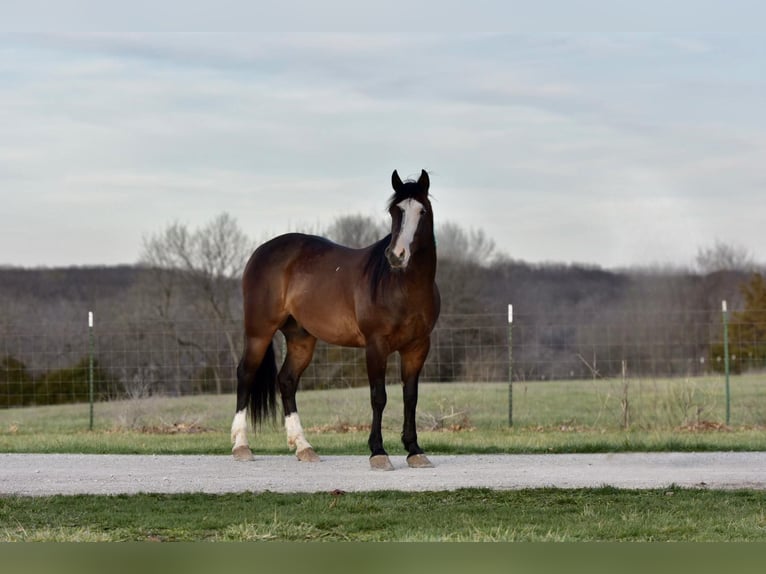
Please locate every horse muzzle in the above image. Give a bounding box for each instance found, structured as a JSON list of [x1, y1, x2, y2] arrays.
[[385, 246, 410, 269]]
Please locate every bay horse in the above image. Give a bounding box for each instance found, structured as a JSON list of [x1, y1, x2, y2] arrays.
[[231, 169, 440, 470]]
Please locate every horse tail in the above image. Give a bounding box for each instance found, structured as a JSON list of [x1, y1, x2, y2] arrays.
[[248, 341, 278, 429]]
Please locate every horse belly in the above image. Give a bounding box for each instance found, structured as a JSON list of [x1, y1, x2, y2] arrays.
[[285, 286, 366, 347], [296, 310, 366, 347]]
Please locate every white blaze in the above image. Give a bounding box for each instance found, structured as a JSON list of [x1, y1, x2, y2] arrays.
[[390, 198, 425, 268]]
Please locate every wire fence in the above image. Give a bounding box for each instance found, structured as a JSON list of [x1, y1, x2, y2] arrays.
[[2, 308, 765, 427]]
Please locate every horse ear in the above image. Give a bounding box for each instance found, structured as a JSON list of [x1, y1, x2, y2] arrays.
[[418, 169, 430, 193], [391, 170, 404, 192]]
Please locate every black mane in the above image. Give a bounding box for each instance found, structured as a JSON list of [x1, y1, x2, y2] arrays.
[[364, 233, 392, 301]]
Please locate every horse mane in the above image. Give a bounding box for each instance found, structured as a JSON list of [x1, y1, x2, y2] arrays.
[[363, 233, 392, 301]]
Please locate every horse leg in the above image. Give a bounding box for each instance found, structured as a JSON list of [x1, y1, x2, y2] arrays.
[[400, 340, 433, 468], [366, 341, 394, 470], [231, 335, 274, 461], [278, 321, 319, 462]]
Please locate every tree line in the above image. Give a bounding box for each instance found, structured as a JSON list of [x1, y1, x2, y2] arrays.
[[1, 214, 764, 407]]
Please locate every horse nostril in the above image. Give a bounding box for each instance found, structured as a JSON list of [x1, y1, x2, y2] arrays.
[[386, 246, 406, 267]]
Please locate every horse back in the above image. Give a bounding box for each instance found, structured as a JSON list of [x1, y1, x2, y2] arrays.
[[242, 233, 369, 346]]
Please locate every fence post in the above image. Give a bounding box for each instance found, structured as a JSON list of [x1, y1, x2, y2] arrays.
[[722, 300, 731, 426], [508, 304, 513, 427], [88, 311, 94, 431]]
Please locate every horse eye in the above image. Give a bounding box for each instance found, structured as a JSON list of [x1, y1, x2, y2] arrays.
[[420, 208, 427, 215]]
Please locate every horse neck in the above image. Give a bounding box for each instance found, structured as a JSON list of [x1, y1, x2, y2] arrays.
[[401, 239, 437, 288], [365, 233, 436, 302]]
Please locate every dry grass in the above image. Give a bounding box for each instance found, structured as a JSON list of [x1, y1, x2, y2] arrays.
[[2, 378, 766, 455]]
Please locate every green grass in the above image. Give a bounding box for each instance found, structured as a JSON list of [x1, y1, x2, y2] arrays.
[[2, 378, 766, 455], [2, 488, 766, 541], [3, 378, 766, 544]]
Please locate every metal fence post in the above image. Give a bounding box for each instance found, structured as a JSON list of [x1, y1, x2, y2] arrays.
[[88, 311, 94, 431], [508, 304, 513, 427], [722, 300, 731, 426]]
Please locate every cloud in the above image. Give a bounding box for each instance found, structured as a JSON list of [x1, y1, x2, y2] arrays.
[[1, 32, 764, 268]]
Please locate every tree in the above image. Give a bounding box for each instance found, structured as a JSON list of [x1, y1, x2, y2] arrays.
[[708, 273, 766, 374], [696, 240, 754, 273], [325, 214, 387, 248], [142, 213, 252, 321], [730, 273, 766, 371], [436, 222, 496, 265], [140, 213, 254, 393]]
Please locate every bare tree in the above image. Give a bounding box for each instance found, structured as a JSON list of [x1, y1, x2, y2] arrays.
[[436, 222, 496, 265], [142, 213, 252, 322], [325, 214, 387, 248], [140, 213, 254, 393], [696, 240, 754, 273]]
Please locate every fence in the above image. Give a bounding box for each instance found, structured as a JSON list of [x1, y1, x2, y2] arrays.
[[0, 314, 513, 403], [1, 308, 765, 427]]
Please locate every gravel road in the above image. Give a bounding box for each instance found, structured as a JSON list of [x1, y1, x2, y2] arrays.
[[2, 452, 765, 496]]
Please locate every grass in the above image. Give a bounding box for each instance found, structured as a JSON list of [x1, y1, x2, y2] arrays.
[[2, 488, 766, 542], [3, 378, 766, 544], [1, 378, 766, 455]]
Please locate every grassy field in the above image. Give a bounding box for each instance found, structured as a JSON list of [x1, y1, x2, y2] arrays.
[[2, 378, 766, 543], [1, 377, 765, 455]]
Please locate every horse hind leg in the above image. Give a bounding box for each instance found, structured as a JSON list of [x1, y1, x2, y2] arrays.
[[231, 400, 253, 461], [232, 357, 256, 461], [231, 336, 277, 461], [278, 321, 319, 462]]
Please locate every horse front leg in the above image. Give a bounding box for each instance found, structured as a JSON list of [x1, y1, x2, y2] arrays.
[[366, 341, 393, 471], [400, 340, 433, 468]]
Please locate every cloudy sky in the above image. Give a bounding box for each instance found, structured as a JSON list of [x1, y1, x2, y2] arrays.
[[1, 18, 764, 269]]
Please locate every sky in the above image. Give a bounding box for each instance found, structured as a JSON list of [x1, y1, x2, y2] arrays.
[[1, 7, 764, 269]]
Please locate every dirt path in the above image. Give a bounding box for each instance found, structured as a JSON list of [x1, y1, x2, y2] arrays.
[[2, 452, 765, 496]]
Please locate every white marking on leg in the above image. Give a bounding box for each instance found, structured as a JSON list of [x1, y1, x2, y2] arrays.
[[285, 413, 313, 452], [231, 409, 249, 450]]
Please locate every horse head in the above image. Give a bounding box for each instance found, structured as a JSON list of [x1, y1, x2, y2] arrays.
[[385, 169, 433, 270]]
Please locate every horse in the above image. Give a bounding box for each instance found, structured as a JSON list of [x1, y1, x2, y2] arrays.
[[230, 169, 440, 470]]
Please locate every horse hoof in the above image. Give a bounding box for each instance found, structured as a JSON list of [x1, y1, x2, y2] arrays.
[[407, 454, 434, 468], [232, 445, 254, 461], [370, 454, 394, 471], [297, 447, 320, 462]]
